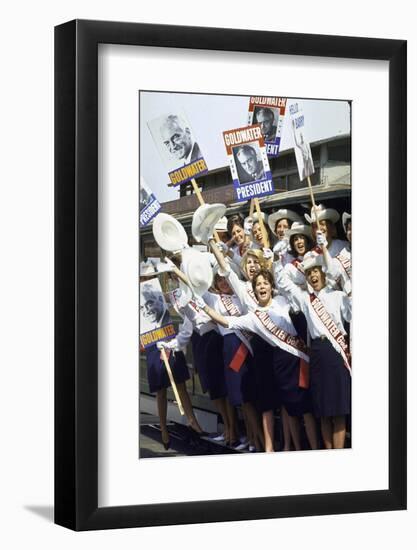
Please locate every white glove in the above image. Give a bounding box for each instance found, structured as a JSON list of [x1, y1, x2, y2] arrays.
[[273, 238, 289, 257], [155, 258, 175, 273], [192, 295, 206, 310], [215, 241, 229, 254], [244, 217, 253, 235], [316, 230, 328, 248], [262, 247, 274, 261], [156, 338, 179, 352]]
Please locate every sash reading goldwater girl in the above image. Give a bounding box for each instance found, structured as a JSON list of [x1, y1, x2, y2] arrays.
[[219, 294, 251, 372], [253, 310, 309, 362], [309, 293, 351, 374]]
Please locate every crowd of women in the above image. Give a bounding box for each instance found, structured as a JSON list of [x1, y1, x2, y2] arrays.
[[140, 202, 352, 454]]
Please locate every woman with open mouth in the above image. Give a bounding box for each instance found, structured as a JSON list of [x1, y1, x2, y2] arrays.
[[275, 251, 352, 450], [196, 269, 317, 453]]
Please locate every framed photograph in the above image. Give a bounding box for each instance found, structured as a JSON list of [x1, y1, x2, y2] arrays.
[[55, 20, 406, 530]]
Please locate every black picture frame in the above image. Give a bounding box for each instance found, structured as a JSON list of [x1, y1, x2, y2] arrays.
[[55, 19, 407, 531]]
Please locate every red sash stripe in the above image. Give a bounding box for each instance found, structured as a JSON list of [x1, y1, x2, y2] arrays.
[[229, 343, 249, 372]]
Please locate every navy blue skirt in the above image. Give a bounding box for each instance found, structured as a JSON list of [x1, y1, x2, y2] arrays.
[[272, 347, 312, 417], [145, 344, 190, 394], [192, 330, 227, 400], [223, 333, 257, 406], [310, 338, 351, 417], [251, 335, 280, 413]]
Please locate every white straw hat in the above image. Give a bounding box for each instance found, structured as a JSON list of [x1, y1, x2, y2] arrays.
[[268, 209, 301, 234], [301, 251, 323, 272], [342, 212, 351, 234], [214, 216, 228, 232], [286, 221, 313, 240], [152, 213, 188, 252], [192, 203, 227, 245], [181, 248, 213, 296], [304, 204, 340, 224]]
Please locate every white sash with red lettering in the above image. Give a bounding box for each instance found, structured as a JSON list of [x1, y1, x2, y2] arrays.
[[335, 249, 352, 279], [309, 293, 351, 374], [253, 310, 309, 362], [220, 294, 252, 350]]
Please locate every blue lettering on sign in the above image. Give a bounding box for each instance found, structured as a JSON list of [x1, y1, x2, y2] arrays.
[[289, 103, 298, 115], [295, 115, 304, 129]]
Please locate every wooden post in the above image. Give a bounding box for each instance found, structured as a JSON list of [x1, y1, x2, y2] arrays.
[[254, 198, 270, 249], [160, 348, 185, 416], [306, 176, 319, 226], [190, 178, 220, 243]]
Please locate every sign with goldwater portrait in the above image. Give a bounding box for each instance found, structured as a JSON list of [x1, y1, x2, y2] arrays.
[[248, 96, 287, 157], [139, 278, 176, 349], [223, 124, 273, 202], [147, 111, 208, 186]]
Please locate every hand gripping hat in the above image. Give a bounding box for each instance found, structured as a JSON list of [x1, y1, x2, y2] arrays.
[[268, 209, 302, 234], [244, 211, 268, 227], [304, 204, 340, 225], [192, 203, 227, 245], [181, 248, 213, 297], [152, 213, 188, 252]]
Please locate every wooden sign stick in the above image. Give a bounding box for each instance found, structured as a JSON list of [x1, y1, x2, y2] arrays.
[[254, 198, 270, 249], [249, 198, 255, 219], [190, 178, 221, 243], [306, 176, 320, 226], [160, 348, 185, 416]]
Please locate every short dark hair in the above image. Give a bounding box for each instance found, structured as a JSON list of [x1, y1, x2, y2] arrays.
[[227, 213, 245, 236], [289, 233, 313, 257], [251, 268, 275, 294]]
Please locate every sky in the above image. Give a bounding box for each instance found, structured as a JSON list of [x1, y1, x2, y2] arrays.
[[139, 92, 351, 203]]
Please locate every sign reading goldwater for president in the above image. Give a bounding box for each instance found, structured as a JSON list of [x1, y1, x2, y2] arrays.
[[147, 111, 208, 186], [139, 177, 161, 228], [289, 102, 315, 181], [223, 124, 274, 202], [247, 97, 287, 157]]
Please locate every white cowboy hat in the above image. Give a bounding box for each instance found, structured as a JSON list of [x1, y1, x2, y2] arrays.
[[192, 203, 227, 245], [301, 251, 323, 272], [268, 209, 302, 234], [152, 213, 188, 252], [286, 221, 313, 240], [214, 216, 228, 232], [304, 204, 340, 224], [181, 248, 213, 296], [342, 212, 351, 234], [139, 260, 157, 277]]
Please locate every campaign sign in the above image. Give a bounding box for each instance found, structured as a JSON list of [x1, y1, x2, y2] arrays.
[[140, 278, 176, 349], [289, 102, 315, 181], [248, 96, 287, 157], [147, 111, 208, 186], [223, 125, 273, 202], [139, 178, 161, 228]]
